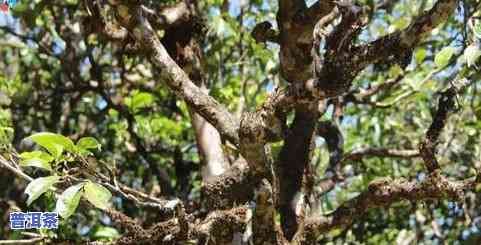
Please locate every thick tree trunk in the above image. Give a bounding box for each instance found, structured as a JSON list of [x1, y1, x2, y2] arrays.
[[277, 103, 319, 240]]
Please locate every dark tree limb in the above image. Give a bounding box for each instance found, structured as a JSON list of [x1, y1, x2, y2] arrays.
[[344, 75, 405, 104], [316, 121, 344, 195], [276, 103, 320, 240], [420, 79, 467, 172]]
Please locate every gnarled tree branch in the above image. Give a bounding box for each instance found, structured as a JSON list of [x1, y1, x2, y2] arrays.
[[111, 1, 240, 146], [300, 171, 479, 244]]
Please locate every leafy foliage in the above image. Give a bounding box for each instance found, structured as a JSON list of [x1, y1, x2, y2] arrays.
[[19, 132, 111, 222], [56, 183, 84, 218]]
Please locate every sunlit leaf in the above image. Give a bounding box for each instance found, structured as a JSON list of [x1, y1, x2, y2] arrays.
[[77, 137, 101, 154], [56, 183, 84, 218], [83, 181, 111, 210], [92, 226, 120, 239], [28, 132, 76, 158], [127, 92, 154, 112], [415, 48, 427, 64], [19, 151, 53, 171], [25, 176, 60, 206], [434, 47, 455, 69]]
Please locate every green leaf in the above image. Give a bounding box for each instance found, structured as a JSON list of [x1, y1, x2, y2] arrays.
[[434, 47, 455, 69], [464, 44, 481, 67], [24, 176, 60, 206], [83, 181, 111, 210], [415, 48, 427, 64], [56, 183, 84, 218], [19, 151, 53, 171], [28, 132, 76, 158], [92, 227, 120, 239], [129, 92, 154, 112], [77, 137, 101, 155]]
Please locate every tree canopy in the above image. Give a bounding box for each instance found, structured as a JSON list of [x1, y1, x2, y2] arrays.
[[0, 0, 481, 244]]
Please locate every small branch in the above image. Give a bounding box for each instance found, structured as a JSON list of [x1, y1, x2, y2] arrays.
[[0, 237, 46, 244], [342, 148, 420, 162], [316, 121, 344, 195], [284, 0, 460, 100], [346, 75, 404, 103], [420, 78, 468, 172], [302, 1, 336, 26], [76, 157, 176, 213], [324, 1, 366, 55], [0, 154, 33, 182], [318, 121, 344, 175], [313, 145, 419, 198]]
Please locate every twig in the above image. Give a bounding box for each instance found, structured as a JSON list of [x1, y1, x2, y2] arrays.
[[0, 237, 45, 244], [342, 148, 420, 162], [419, 78, 469, 172], [0, 155, 33, 182]]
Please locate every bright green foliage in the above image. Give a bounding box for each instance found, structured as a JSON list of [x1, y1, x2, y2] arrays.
[[19, 132, 111, 217], [19, 151, 54, 171], [76, 137, 102, 155], [126, 91, 155, 113], [91, 226, 120, 240], [435, 46, 455, 69], [56, 183, 84, 218], [83, 181, 112, 210], [24, 176, 60, 206], [28, 133, 76, 158]]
